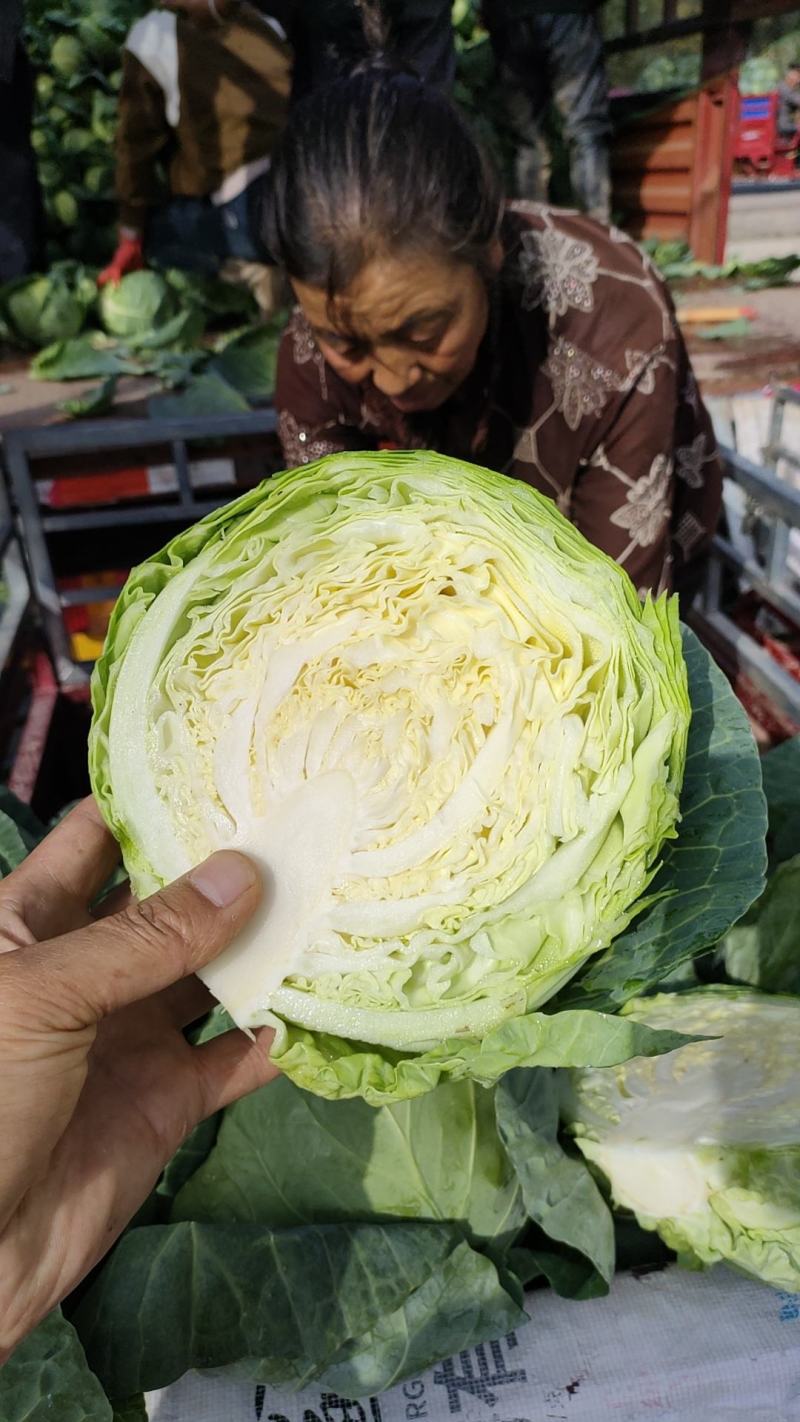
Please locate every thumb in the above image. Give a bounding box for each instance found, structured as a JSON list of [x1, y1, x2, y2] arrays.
[[22, 853, 262, 1024]]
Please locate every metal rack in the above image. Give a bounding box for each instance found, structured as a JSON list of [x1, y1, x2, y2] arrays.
[[0, 473, 30, 677], [692, 438, 800, 724], [3, 410, 277, 690]]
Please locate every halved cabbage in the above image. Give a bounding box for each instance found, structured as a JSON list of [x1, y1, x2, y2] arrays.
[[563, 987, 800, 1290], [90, 452, 689, 1053]]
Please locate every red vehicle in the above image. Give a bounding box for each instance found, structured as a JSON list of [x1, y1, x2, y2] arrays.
[[735, 91, 799, 179]]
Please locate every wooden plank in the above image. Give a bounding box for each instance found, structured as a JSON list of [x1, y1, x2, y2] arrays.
[[625, 213, 690, 238], [611, 130, 695, 170], [688, 75, 737, 261], [613, 174, 695, 214]]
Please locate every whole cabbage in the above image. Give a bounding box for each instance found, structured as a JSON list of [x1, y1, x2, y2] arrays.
[[90, 452, 690, 1089], [99, 270, 177, 339], [51, 190, 79, 228], [50, 33, 83, 79], [3, 271, 89, 347]]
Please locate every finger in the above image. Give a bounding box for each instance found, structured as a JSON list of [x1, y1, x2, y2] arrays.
[[0, 799, 121, 941], [192, 1025, 278, 1116], [16, 851, 261, 1024]]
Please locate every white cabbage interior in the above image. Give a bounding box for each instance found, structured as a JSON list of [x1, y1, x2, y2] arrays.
[[107, 490, 679, 1048], [566, 992, 800, 1262], [567, 994, 800, 1151]]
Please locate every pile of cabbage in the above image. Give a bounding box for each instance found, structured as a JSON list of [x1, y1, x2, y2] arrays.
[[25, 0, 144, 265], [3, 452, 797, 1421], [0, 263, 283, 421], [4, 1, 275, 415]]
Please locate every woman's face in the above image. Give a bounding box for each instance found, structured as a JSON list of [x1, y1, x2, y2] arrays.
[[292, 247, 498, 415]]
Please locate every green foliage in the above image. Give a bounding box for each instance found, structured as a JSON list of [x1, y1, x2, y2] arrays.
[[0, 263, 95, 347], [719, 737, 800, 996], [0, 1308, 113, 1422], [99, 270, 178, 339], [26, 0, 147, 260], [58, 373, 119, 418]]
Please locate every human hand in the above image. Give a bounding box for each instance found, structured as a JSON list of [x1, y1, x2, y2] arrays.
[[97, 233, 145, 288], [0, 799, 276, 1360]]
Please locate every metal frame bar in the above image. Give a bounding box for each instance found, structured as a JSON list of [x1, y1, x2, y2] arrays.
[[694, 441, 800, 723], [0, 474, 32, 679], [606, 0, 796, 51], [3, 411, 278, 689]]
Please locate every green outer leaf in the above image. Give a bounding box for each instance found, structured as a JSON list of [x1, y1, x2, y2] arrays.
[[0, 811, 34, 877], [0, 1308, 112, 1421], [556, 627, 767, 1011], [0, 792, 46, 875], [522, 1243, 608, 1300], [761, 735, 800, 870], [31, 336, 136, 381], [721, 854, 800, 995], [718, 736, 800, 994], [0, 789, 46, 850], [123, 305, 205, 353], [270, 1009, 691, 1106], [172, 1076, 526, 1256], [208, 322, 282, 400], [319, 1242, 526, 1397], [58, 374, 118, 418], [72, 1220, 471, 1398], [495, 1069, 614, 1293], [147, 370, 250, 418]]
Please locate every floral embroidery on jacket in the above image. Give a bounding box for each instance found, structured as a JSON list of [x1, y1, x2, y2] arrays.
[[675, 433, 709, 489], [278, 409, 340, 466], [518, 225, 599, 322], [543, 337, 619, 430], [610, 454, 672, 549]]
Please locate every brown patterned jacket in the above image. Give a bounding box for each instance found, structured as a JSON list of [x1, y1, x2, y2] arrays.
[[275, 204, 722, 597]]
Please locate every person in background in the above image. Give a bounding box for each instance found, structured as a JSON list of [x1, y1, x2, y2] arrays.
[[285, 0, 456, 98], [268, 65, 722, 599], [776, 59, 800, 144], [97, 0, 292, 310], [0, 0, 43, 282], [482, 0, 611, 222]]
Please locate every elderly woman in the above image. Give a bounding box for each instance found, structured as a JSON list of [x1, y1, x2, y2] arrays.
[[266, 67, 722, 597]]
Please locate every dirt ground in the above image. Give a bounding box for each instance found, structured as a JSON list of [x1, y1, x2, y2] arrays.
[[679, 281, 800, 398]]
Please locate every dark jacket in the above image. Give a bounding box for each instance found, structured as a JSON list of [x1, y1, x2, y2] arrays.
[[0, 0, 24, 83]]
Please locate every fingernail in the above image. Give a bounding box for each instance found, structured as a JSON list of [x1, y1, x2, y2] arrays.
[[189, 852, 258, 908]]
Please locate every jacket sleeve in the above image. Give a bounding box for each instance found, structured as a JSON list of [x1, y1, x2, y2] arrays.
[[570, 333, 721, 597], [115, 50, 171, 232]]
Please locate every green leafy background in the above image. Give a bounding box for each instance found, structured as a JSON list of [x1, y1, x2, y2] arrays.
[[0, 634, 785, 1417]]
